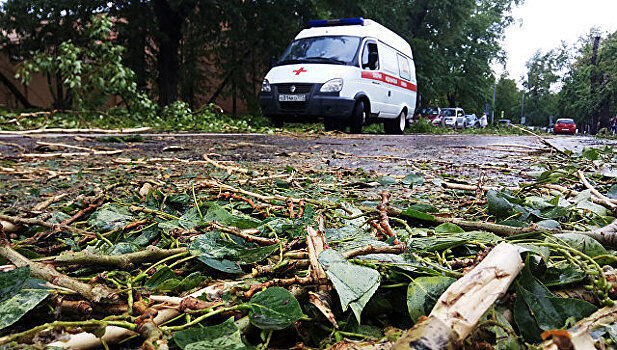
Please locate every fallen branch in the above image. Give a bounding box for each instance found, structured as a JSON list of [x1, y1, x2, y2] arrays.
[[0, 141, 27, 152], [20, 150, 124, 158], [0, 214, 97, 238], [540, 302, 617, 349], [342, 244, 406, 259], [0, 126, 151, 135], [53, 246, 188, 268], [393, 242, 523, 348], [210, 222, 278, 245], [0, 243, 117, 302], [36, 141, 97, 152], [33, 193, 69, 211], [577, 170, 617, 212], [202, 154, 257, 176]]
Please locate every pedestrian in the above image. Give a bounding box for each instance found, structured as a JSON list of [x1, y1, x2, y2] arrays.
[[480, 113, 488, 128], [611, 119, 617, 135]]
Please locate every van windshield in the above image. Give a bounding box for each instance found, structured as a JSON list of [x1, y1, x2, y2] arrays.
[[277, 36, 361, 66]]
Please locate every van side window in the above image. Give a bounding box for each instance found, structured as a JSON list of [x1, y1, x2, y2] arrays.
[[361, 42, 379, 70], [397, 54, 411, 80]]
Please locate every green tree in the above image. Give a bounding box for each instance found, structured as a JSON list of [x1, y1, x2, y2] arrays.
[[495, 75, 522, 123], [522, 48, 567, 126]]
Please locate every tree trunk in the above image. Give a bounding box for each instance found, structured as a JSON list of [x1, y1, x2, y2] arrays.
[[0, 71, 35, 108], [153, 0, 184, 107]]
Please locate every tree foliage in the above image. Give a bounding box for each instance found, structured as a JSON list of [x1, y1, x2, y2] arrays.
[[1, 0, 522, 115]]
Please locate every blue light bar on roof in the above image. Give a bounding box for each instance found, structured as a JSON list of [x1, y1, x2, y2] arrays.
[[307, 17, 365, 27]]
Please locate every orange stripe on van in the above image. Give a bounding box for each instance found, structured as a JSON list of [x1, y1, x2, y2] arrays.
[[361, 71, 417, 92]]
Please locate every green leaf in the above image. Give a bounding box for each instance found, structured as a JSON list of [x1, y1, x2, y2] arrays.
[[406, 276, 456, 323], [513, 265, 597, 342], [376, 176, 398, 186], [536, 206, 568, 220], [402, 173, 424, 187], [0, 289, 49, 330], [249, 287, 303, 330], [408, 231, 501, 252], [174, 317, 254, 350], [0, 267, 30, 303], [542, 263, 586, 287], [434, 223, 465, 234], [576, 200, 609, 216], [607, 185, 617, 199], [88, 204, 134, 232], [400, 209, 435, 222], [551, 233, 608, 258], [319, 249, 380, 322], [487, 190, 515, 219], [144, 266, 177, 290]]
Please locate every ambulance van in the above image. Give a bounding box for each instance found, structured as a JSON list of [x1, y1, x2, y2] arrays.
[[259, 18, 417, 134]]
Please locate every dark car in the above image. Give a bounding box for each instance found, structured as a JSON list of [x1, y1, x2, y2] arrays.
[[553, 118, 577, 135], [416, 107, 441, 124], [464, 114, 478, 128], [497, 119, 512, 127]]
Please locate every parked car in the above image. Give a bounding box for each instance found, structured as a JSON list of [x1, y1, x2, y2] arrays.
[[553, 118, 577, 135], [464, 114, 478, 128], [497, 119, 512, 127], [441, 108, 466, 129], [417, 107, 441, 124]]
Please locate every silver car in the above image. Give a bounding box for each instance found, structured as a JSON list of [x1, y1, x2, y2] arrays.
[[441, 108, 466, 129]]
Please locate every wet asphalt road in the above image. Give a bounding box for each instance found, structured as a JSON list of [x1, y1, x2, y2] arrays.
[[1, 132, 615, 182]]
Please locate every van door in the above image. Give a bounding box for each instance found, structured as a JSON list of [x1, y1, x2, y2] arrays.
[[359, 40, 387, 116], [377, 42, 402, 118]]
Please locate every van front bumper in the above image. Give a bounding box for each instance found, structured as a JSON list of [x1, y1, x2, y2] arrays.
[[260, 93, 356, 120]]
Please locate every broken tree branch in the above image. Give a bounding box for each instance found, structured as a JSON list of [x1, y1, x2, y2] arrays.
[[53, 246, 188, 269], [0, 243, 117, 302], [393, 242, 523, 348]]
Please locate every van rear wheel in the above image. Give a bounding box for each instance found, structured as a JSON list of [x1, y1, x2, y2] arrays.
[[349, 101, 365, 134], [384, 110, 406, 135]]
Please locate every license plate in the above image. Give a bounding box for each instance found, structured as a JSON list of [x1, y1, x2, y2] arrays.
[[278, 94, 306, 102]]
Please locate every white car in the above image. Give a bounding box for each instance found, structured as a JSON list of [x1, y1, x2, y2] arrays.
[[260, 18, 417, 134], [441, 108, 466, 129]]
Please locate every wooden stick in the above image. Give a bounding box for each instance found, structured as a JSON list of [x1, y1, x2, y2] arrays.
[[393, 242, 523, 348], [210, 222, 278, 245], [577, 170, 617, 212], [33, 193, 69, 211], [0, 126, 151, 135], [53, 247, 187, 268], [0, 141, 27, 152], [36, 141, 97, 152], [0, 243, 116, 302], [0, 214, 97, 238], [20, 150, 124, 158], [202, 154, 257, 176]]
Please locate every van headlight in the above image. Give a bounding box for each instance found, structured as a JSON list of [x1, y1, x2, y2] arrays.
[[320, 78, 343, 93], [261, 79, 271, 93]]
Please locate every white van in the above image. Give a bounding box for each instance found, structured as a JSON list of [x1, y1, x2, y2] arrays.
[[259, 18, 417, 134]]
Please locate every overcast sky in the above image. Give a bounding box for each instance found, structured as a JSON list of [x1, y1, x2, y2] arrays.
[[498, 0, 617, 82]]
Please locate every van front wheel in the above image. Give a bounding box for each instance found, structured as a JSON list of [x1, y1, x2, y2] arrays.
[[384, 111, 406, 134], [349, 101, 365, 134]]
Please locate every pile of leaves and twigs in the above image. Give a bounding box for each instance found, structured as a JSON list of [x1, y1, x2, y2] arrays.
[[1, 138, 617, 350]]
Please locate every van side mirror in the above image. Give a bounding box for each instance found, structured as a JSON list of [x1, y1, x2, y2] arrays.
[[368, 51, 378, 70]]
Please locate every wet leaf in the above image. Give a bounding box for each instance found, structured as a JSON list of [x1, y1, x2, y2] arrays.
[[174, 317, 254, 350], [88, 204, 134, 232], [400, 209, 435, 222], [434, 223, 464, 234], [402, 173, 424, 187], [406, 276, 456, 323], [376, 176, 397, 186], [607, 185, 617, 199], [0, 267, 30, 303], [249, 287, 303, 330], [319, 249, 380, 322], [0, 289, 49, 330], [487, 190, 515, 219], [551, 233, 608, 258]]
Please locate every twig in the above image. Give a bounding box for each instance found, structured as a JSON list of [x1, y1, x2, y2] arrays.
[[0, 126, 152, 135], [0, 242, 117, 302], [53, 246, 188, 269], [0, 141, 27, 152], [577, 170, 617, 212], [202, 154, 257, 175], [0, 214, 97, 238], [342, 244, 406, 259], [33, 193, 68, 211], [36, 141, 97, 152], [209, 222, 279, 245], [20, 150, 124, 158]]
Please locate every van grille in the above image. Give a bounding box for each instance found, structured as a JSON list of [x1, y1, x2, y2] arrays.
[[279, 101, 308, 112], [276, 83, 313, 94]]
